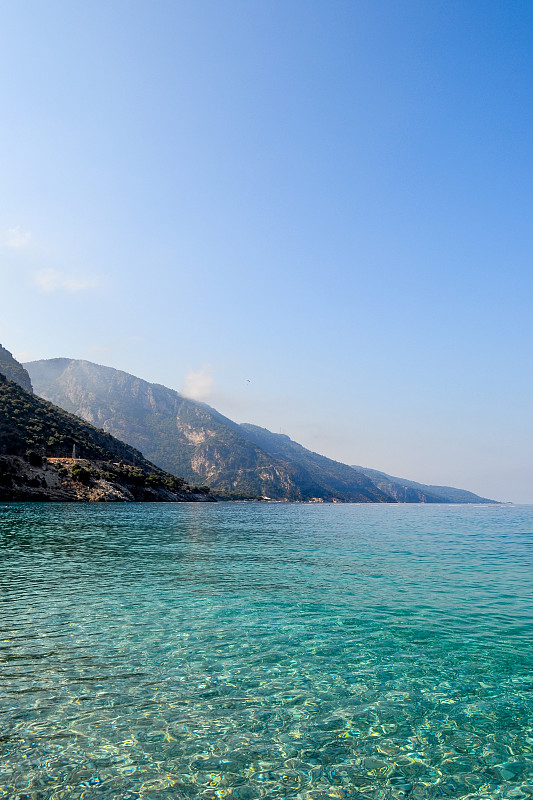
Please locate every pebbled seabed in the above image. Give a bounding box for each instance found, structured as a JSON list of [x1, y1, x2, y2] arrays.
[[0, 503, 532, 799]]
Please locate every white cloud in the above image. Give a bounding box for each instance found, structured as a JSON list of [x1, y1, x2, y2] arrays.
[[32, 268, 99, 293], [182, 365, 214, 400], [3, 226, 31, 248]]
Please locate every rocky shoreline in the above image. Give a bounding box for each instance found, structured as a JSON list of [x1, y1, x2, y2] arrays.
[[0, 456, 215, 502]]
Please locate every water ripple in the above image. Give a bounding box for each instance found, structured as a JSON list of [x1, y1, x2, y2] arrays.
[[0, 503, 532, 799]]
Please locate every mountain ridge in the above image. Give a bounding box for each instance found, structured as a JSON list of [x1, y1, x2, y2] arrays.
[[26, 357, 497, 504], [26, 358, 389, 502], [351, 465, 495, 504]]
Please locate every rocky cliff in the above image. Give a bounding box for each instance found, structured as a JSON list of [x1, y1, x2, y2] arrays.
[[0, 371, 212, 502], [0, 344, 33, 393]]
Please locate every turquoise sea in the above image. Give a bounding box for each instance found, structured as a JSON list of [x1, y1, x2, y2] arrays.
[[1, 503, 532, 800]]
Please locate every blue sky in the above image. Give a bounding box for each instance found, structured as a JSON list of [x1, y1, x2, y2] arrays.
[[1, 0, 532, 502]]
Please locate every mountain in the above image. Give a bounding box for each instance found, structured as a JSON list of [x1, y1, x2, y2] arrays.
[[25, 359, 393, 501], [25, 358, 496, 504], [351, 466, 496, 504], [0, 371, 211, 502], [26, 358, 389, 501], [0, 344, 33, 393], [239, 424, 391, 501], [25, 358, 304, 500]]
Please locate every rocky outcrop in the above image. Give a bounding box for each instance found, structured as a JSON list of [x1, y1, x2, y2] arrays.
[[0, 456, 213, 502], [0, 345, 33, 393]]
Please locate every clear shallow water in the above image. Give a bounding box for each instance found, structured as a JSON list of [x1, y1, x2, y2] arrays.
[[1, 503, 532, 800]]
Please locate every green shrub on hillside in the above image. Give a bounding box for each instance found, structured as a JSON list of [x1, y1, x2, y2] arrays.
[[71, 463, 92, 485], [0, 374, 202, 498]]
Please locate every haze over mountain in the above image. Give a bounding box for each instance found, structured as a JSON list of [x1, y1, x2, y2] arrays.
[[26, 357, 496, 504], [352, 466, 495, 505]]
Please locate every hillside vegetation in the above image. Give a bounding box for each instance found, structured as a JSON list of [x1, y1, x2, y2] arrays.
[[0, 373, 211, 502]]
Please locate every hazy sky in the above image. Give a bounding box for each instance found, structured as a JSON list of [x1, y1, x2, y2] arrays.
[[2, 1, 532, 502]]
